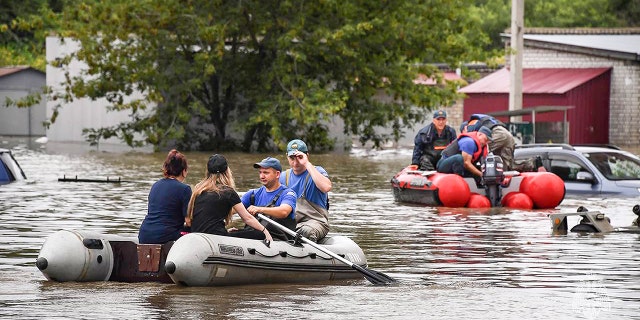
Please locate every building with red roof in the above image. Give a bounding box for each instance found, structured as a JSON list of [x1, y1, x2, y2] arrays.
[[458, 28, 640, 146]]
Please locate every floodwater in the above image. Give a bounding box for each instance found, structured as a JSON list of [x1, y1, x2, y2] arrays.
[[1, 137, 639, 320]]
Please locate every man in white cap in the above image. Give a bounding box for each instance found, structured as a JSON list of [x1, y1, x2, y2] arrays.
[[280, 139, 331, 242]]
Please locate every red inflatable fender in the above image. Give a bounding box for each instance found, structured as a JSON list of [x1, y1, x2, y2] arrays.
[[430, 173, 470, 207], [501, 192, 534, 209], [518, 172, 565, 209], [467, 193, 491, 208]]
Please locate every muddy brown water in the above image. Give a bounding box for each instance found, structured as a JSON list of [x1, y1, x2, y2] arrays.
[[1, 137, 638, 319]]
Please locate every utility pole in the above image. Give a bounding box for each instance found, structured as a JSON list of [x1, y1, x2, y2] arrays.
[[509, 0, 524, 122]]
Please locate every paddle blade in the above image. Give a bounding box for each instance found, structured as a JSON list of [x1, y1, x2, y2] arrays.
[[352, 264, 396, 285]]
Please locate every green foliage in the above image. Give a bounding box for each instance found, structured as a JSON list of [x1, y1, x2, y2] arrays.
[[0, 0, 61, 70], [4, 0, 638, 151], [3, 89, 42, 108], [51, 0, 488, 151], [469, 0, 632, 52], [525, 0, 622, 28], [611, 0, 640, 26]]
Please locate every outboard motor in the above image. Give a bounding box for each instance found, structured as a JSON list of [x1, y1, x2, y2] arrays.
[[481, 152, 505, 207]]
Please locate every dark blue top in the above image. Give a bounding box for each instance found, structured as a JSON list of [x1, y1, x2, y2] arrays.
[[138, 178, 192, 244], [468, 113, 503, 131]]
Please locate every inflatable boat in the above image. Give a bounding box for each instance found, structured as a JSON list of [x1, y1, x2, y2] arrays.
[[36, 230, 369, 286], [165, 232, 367, 286], [391, 154, 565, 209], [36, 230, 173, 283]]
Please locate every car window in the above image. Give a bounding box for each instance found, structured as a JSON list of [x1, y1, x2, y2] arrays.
[[548, 158, 590, 181], [541, 153, 591, 182], [584, 152, 640, 180]]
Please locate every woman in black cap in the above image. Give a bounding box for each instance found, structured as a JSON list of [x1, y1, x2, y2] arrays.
[[138, 149, 192, 244], [187, 154, 273, 241]]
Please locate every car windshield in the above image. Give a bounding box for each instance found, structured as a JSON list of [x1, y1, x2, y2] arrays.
[[584, 152, 640, 180]]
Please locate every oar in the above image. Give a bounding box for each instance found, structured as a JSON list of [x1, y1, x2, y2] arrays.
[[257, 213, 396, 285]]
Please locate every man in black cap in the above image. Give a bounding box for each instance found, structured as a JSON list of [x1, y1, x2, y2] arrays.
[[411, 109, 457, 171], [241, 157, 297, 240]]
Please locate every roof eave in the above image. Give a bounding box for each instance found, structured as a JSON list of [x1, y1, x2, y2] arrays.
[[523, 39, 640, 61]]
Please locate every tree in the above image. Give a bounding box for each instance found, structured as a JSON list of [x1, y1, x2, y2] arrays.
[[0, 0, 62, 70], [50, 0, 489, 151], [525, 0, 622, 28]]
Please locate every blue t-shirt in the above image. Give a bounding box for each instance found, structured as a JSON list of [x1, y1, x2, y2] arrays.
[[138, 178, 192, 244], [458, 136, 479, 156], [280, 168, 329, 210], [240, 185, 297, 220]]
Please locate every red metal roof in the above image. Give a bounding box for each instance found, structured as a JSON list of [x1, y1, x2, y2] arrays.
[[459, 67, 611, 94], [414, 72, 463, 85]]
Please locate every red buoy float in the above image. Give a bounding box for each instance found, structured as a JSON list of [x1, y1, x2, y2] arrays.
[[430, 173, 470, 207], [501, 192, 534, 209], [519, 172, 565, 209], [467, 193, 491, 208]]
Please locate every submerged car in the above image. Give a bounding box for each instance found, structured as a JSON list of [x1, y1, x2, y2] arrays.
[[514, 144, 640, 196], [0, 148, 26, 185]]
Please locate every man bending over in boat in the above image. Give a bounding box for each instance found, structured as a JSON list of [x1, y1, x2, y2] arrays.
[[241, 157, 297, 241], [281, 139, 332, 242], [436, 126, 492, 179], [465, 113, 516, 171], [187, 154, 273, 242]]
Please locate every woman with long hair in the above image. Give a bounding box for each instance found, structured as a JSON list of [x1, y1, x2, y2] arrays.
[[187, 154, 273, 241], [139, 149, 192, 244]]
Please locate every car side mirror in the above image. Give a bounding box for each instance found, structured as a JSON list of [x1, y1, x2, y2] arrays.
[[576, 171, 596, 184]]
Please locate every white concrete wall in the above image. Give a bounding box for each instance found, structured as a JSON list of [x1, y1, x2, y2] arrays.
[[519, 47, 640, 146], [46, 37, 151, 144]]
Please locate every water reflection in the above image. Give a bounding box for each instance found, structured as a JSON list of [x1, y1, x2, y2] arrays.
[[1, 137, 639, 319]]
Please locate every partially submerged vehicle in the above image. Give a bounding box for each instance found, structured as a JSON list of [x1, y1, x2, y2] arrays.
[[515, 144, 640, 196], [0, 148, 26, 184], [550, 205, 640, 234]]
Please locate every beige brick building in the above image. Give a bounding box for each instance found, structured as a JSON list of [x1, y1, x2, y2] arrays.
[[503, 28, 640, 147]]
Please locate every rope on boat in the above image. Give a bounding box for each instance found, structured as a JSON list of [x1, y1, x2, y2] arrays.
[[247, 247, 333, 260]]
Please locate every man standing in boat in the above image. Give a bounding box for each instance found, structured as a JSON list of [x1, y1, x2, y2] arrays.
[[241, 157, 297, 241], [436, 126, 492, 178], [411, 110, 457, 171], [280, 139, 331, 242]]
